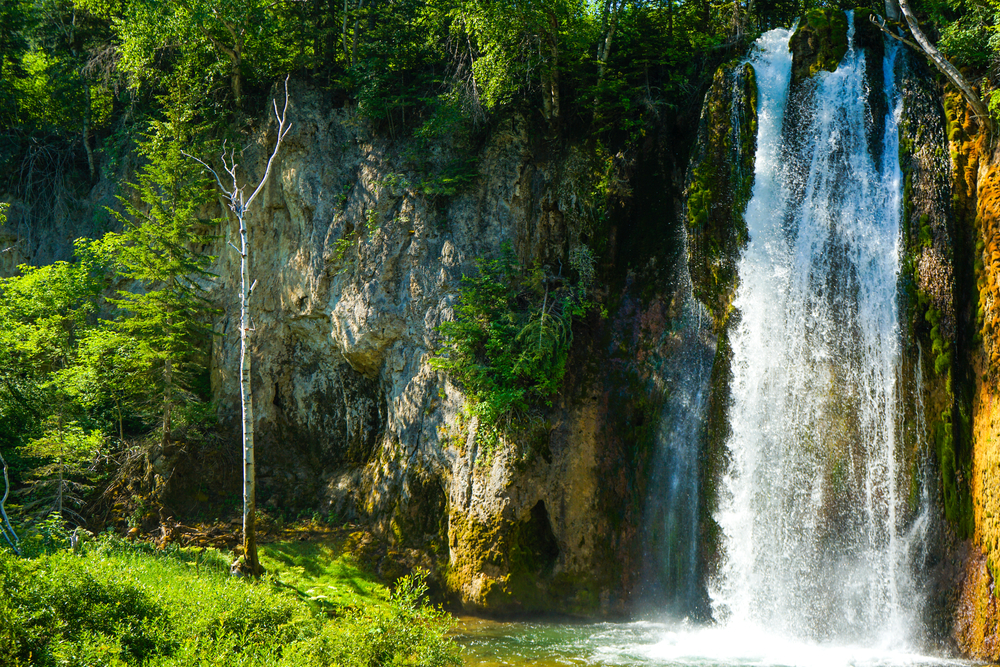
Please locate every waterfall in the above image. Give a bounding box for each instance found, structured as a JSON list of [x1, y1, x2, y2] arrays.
[[641, 213, 715, 616], [711, 14, 928, 645]]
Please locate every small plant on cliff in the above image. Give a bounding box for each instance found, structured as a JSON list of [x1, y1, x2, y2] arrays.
[[432, 243, 598, 455]]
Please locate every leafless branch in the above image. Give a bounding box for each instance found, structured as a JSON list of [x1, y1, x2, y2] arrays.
[[869, 15, 921, 53]]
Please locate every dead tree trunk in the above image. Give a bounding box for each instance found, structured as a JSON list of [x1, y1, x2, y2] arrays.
[[185, 77, 292, 578], [0, 450, 21, 555], [236, 178, 257, 575], [874, 0, 992, 135]]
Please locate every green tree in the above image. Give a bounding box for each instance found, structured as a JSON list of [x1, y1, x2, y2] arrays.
[[52, 328, 151, 442], [0, 259, 102, 449], [91, 108, 220, 446], [459, 0, 591, 124], [20, 417, 102, 522], [97, 0, 297, 107]]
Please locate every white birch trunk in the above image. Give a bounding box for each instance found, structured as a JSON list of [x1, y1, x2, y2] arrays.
[[239, 200, 260, 575], [183, 77, 291, 577]]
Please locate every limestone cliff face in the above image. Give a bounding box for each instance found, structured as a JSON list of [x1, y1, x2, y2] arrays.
[[0, 72, 700, 615], [197, 83, 695, 615], [948, 92, 1000, 659]]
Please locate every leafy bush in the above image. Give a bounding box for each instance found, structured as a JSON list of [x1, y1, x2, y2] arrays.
[[0, 547, 172, 665], [294, 572, 461, 667], [432, 243, 598, 453], [0, 536, 462, 667]]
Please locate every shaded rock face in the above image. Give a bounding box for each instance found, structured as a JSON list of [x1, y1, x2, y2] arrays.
[[201, 84, 695, 615], [683, 61, 756, 332], [893, 49, 966, 646]]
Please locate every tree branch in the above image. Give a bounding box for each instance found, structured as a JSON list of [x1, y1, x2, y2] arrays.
[[244, 76, 293, 211], [196, 24, 236, 61], [893, 0, 993, 135], [869, 15, 921, 52], [0, 450, 21, 555]]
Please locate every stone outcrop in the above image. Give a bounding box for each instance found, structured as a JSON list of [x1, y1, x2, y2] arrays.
[[949, 89, 1000, 659], [789, 8, 849, 85], [192, 83, 699, 615], [683, 61, 756, 332]]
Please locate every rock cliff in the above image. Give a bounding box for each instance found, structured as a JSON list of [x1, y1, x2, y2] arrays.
[[189, 85, 706, 615]]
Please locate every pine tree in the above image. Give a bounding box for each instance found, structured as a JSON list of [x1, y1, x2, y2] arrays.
[[92, 101, 220, 445]]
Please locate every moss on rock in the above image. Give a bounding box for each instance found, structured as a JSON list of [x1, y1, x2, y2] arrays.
[[789, 9, 849, 85], [684, 61, 757, 331], [445, 503, 602, 616]]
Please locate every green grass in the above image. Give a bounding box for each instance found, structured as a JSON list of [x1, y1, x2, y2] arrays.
[[0, 533, 461, 667], [259, 539, 386, 615]]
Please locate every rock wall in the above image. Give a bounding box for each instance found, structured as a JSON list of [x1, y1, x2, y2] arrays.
[[194, 83, 701, 615], [949, 90, 1000, 658]]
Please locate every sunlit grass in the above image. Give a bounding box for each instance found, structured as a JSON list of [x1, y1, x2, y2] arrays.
[[0, 533, 460, 667], [259, 539, 386, 614]]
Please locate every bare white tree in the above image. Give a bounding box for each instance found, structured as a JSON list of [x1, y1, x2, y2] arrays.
[[186, 77, 292, 577], [0, 450, 20, 555], [871, 4, 993, 136]]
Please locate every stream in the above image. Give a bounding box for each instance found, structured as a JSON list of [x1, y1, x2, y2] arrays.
[[453, 618, 968, 667]]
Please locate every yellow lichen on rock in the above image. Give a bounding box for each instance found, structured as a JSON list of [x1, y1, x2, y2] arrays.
[[950, 84, 1000, 657], [955, 546, 1000, 658]]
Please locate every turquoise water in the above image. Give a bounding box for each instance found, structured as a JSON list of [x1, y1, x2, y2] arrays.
[[454, 619, 970, 667]]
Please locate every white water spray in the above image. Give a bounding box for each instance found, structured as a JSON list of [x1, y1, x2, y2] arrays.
[[711, 15, 926, 646]]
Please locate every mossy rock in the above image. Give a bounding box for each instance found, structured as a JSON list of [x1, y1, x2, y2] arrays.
[[445, 502, 603, 616], [684, 61, 757, 331], [789, 8, 849, 84]]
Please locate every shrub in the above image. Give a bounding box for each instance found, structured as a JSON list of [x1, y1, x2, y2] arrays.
[[432, 243, 598, 455], [0, 537, 463, 667], [294, 571, 461, 667]]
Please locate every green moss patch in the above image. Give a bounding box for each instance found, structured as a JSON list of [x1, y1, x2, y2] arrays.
[[789, 8, 849, 84], [685, 62, 757, 331]]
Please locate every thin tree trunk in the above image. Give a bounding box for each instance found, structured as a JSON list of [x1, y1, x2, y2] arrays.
[[597, 23, 616, 84], [342, 0, 351, 62], [57, 457, 63, 517], [162, 351, 173, 446], [894, 0, 992, 134], [81, 72, 96, 182], [0, 450, 20, 555], [57, 416, 64, 517], [239, 201, 261, 577], [548, 12, 560, 121], [183, 78, 291, 578], [198, 23, 244, 106]]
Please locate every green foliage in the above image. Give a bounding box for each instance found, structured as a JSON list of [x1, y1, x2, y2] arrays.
[[88, 107, 221, 439], [0, 545, 172, 665], [0, 258, 103, 454], [432, 243, 597, 453], [296, 571, 460, 667], [0, 536, 461, 667], [0, 100, 221, 523], [20, 419, 103, 522]]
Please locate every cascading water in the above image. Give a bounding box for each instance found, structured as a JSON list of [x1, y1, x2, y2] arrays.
[[455, 15, 960, 666], [711, 13, 929, 646], [641, 217, 715, 616]]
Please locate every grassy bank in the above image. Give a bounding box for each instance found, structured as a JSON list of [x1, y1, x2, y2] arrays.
[[0, 531, 460, 667]]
